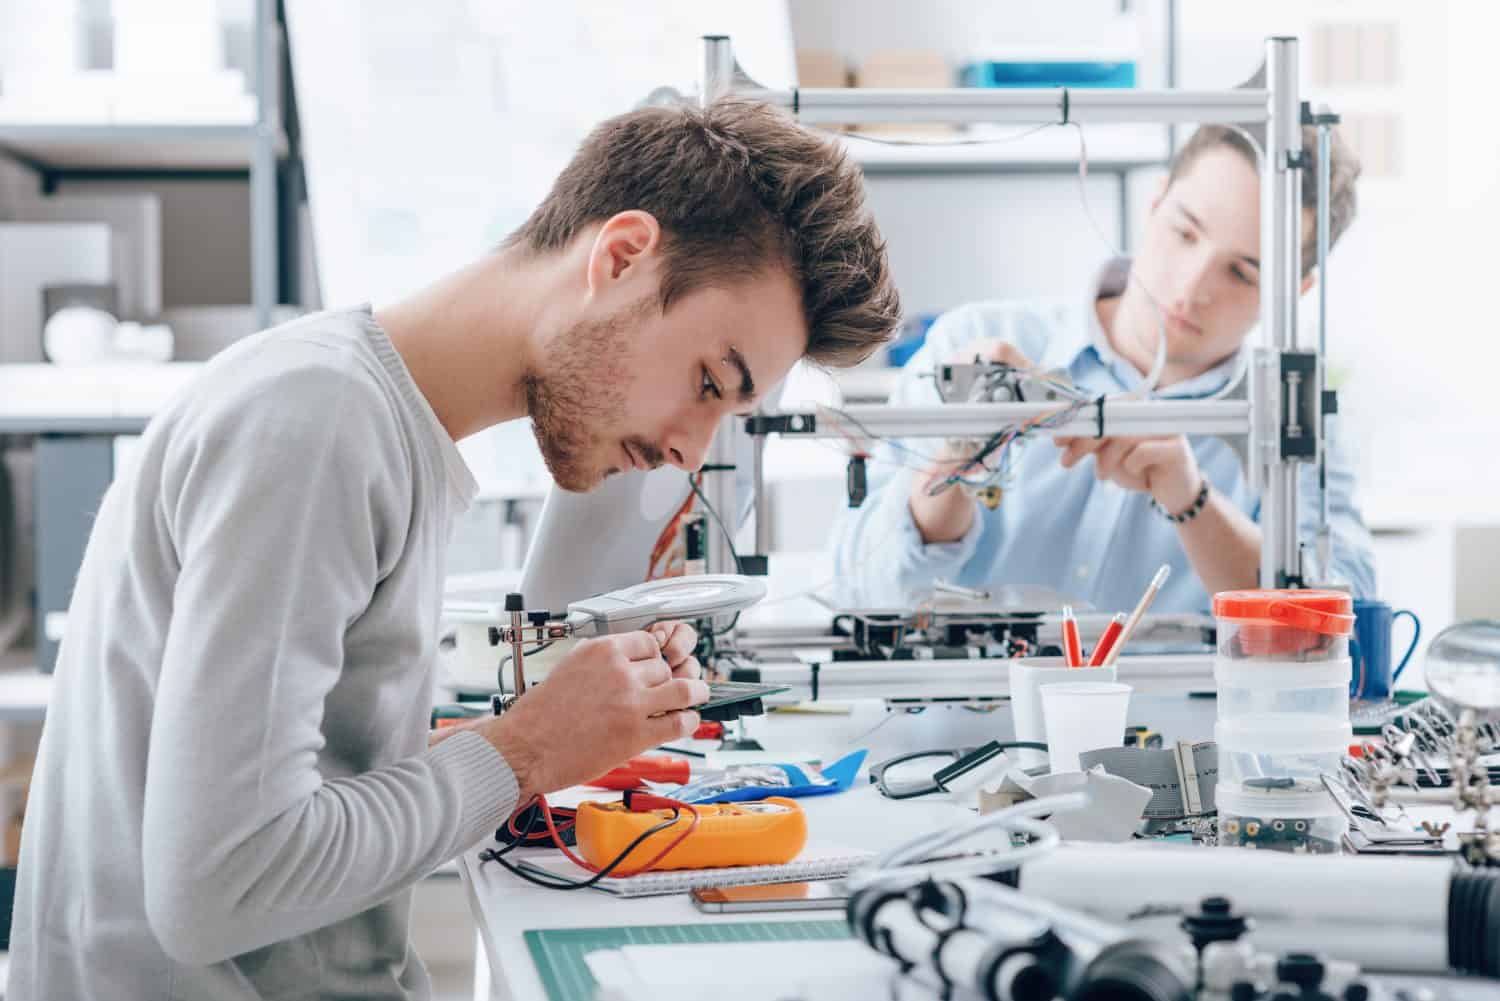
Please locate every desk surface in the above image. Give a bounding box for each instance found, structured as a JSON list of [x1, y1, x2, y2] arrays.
[[461, 762, 968, 1001], [461, 698, 1500, 1001], [460, 698, 1179, 1001]]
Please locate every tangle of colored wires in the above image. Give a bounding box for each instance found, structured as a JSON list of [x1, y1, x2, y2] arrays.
[[927, 395, 1093, 498], [478, 793, 702, 890]]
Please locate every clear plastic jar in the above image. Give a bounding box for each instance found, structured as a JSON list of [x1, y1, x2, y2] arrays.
[[1216, 785, 1345, 854], [1215, 658, 1352, 723], [1213, 589, 1354, 664], [1214, 714, 1352, 790]]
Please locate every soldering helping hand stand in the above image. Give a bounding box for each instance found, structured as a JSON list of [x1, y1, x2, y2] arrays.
[[486, 592, 572, 715]]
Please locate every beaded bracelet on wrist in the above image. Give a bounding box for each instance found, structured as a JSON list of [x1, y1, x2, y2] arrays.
[[1152, 479, 1210, 524]]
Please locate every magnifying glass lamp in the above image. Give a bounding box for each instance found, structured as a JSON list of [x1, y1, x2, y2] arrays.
[[444, 574, 768, 704], [1424, 620, 1500, 718], [563, 574, 766, 636]]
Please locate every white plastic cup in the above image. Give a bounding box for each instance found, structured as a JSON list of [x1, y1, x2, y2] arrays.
[[1040, 682, 1133, 774], [1008, 662, 1116, 769]]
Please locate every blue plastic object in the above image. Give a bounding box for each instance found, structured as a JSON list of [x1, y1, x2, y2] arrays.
[[888, 314, 938, 368], [676, 750, 868, 804], [961, 60, 1137, 90]]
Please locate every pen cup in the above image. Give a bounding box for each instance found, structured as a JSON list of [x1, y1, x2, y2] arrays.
[[1040, 681, 1133, 774], [1008, 661, 1116, 769]]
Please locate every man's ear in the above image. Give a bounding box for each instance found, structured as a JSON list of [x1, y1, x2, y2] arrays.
[[1300, 268, 1317, 296], [586, 211, 662, 299]]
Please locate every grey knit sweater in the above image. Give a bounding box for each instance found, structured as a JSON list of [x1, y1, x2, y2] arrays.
[[10, 307, 519, 1000]]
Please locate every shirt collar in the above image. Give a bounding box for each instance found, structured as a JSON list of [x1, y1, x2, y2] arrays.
[[1079, 258, 1243, 399]]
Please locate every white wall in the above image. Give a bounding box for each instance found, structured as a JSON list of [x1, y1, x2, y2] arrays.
[[862, 172, 1120, 317]]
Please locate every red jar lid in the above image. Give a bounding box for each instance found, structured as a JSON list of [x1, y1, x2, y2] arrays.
[[1213, 589, 1355, 636]]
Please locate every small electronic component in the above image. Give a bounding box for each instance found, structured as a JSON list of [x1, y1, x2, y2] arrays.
[[1218, 813, 1342, 854], [1219, 778, 1345, 854], [927, 360, 1095, 505], [1123, 724, 1163, 749], [575, 794, 807, 872]]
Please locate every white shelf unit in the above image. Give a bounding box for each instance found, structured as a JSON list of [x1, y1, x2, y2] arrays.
[[0, 0, 288, 328], [0, 124, 287, 172], [800, 1, 1180, 255]]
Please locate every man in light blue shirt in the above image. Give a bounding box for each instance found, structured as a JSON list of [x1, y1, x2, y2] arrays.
[[832, 120, 1375, 614]]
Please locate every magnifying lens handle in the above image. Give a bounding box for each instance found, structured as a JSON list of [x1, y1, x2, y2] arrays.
[[565, 598, 673, 637]]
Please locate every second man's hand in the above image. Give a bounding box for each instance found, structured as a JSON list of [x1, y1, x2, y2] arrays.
[[1053, 433, 1204, 516], [908, 338, 1033, 544], [474, 623, 707, 803]]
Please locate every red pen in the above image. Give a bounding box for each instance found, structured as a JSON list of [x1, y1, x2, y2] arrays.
[[1088, 612, 1127, 667], [1061, 605, 1082, 668]]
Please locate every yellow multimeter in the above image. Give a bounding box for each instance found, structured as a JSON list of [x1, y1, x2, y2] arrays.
[[574, 795, 807, 872]]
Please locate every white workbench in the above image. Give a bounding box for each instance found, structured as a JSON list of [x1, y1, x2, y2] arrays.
[[460, 696, 1500, 1001], [458, 697, 1209, 1001]]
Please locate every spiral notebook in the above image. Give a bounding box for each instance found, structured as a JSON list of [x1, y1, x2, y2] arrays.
[[516, 845, 874, 898]]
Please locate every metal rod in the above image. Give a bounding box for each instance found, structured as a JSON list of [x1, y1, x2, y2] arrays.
[[781, 87, 1269, 126], [699, 36, 1263, 125], [780, 400, 1251, 440], [509, 606, 527, 696], [702, 415, 740, 577], [1166, 0, 1179, 152], [251, 0, 278, 329], [700, 35, 735, 104], [752, 431, 770, 556], [738, 653, 1217, 701], [698, 37, 743, 580], [1117, 173, 1130, 251], [1257, 36, 1303, 588], [1316, 118, 1334, 557]]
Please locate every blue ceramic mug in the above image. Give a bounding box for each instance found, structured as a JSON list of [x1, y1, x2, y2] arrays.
[[1349, 599, 1420, 700]]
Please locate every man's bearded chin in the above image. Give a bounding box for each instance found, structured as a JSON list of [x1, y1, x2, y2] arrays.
[[525, 374, 607, 493], [522, 301, 645, 492]]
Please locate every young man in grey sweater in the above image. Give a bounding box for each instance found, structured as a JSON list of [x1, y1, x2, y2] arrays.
[[10, 101, 900, 1000]]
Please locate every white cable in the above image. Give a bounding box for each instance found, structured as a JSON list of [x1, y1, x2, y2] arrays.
[[1068, 123, 1167, 399], [822, 121, 1056, 150], [851, 791, 1090, 893], [1201, 123, 1269, 402]]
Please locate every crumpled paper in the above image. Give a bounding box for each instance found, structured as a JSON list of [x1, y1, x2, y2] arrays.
[[978, 765, 1152, 842]]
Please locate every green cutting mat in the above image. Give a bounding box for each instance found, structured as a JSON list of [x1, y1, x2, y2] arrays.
[[524, 920, 851, 1001]]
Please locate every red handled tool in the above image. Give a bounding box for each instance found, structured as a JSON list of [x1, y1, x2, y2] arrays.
[[587, 755, 692, 790]]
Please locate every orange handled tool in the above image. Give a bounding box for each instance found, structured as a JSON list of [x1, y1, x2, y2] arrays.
[[586, 755, 692, 790]]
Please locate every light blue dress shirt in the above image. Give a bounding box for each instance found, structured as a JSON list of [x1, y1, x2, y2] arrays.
[[829, 263, 1376, 614]]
